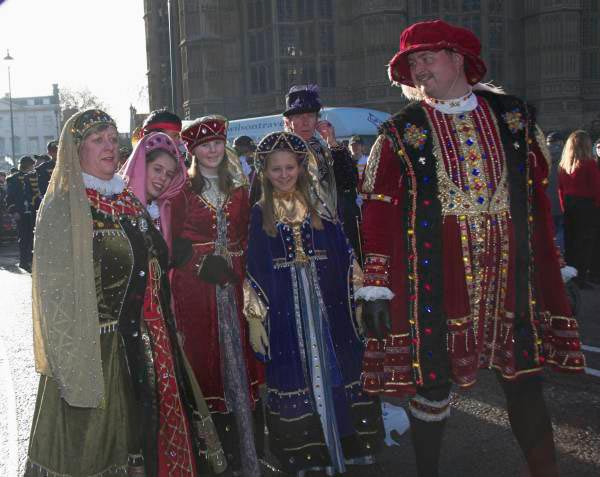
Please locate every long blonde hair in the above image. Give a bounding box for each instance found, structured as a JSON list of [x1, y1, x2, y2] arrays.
[[188, 152, 234, 195], [259, 154, 323, 237], [559, 130, 593, 175]]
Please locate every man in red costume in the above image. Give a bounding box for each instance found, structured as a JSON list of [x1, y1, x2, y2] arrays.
[[358, 20, 585, 477]]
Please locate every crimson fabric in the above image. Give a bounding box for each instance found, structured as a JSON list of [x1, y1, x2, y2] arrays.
[[558, 159, 600, 211], [142, 279, 197, 476], [360, 94, 584, 398], [388, 19, 487, 87], [170, 183, 263, 413], [142, 121, 182, 135], [181, 118, 227, 153]]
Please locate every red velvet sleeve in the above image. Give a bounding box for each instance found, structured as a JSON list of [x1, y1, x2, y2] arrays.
[[170, 184, 189, 239], [360, 135, 404, 289]]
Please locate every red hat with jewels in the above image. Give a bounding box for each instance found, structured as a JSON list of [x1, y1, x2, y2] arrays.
[[181, 115, 228, 153], [387, 20, 487, 87]]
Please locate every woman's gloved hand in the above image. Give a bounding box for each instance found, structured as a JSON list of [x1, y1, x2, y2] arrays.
[[362, 299, 391, 340], [196, 254, 238, 285], [247, 319, 269, 356]]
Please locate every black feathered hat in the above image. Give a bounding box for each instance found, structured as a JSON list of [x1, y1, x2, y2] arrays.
[[283, 84, 322, 117]]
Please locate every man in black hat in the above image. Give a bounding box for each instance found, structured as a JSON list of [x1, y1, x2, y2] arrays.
[[6, 156, 37, 271], [36, 139, 58, 199], [283, 84, 361, 258]]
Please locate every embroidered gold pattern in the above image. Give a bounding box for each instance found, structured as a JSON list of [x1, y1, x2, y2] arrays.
[[362, 134, 385, 193]]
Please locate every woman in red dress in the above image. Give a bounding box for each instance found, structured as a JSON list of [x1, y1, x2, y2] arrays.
[[170, 116, 264, 477], [558, 130, 600, 288]]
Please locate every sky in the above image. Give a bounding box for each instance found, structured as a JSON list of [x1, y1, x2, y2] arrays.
[[0, 0, 148, 132]]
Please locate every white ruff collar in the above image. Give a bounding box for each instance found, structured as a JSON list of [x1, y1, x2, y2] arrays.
[[147, 201, 160, 220], [424, 91, 478, 115], [82, 172, 125, 196]]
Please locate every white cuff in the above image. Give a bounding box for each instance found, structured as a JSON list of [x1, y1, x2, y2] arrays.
[[355, 286, 394, 301], [561, 266, 577, 283]]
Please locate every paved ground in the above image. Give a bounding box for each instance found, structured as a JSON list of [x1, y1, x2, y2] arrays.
[[0, 241, 598, 477]]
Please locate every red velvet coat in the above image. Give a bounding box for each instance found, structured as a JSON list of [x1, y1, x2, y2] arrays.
[[359, 92, 585, 397], [170, 182, 263, 413]]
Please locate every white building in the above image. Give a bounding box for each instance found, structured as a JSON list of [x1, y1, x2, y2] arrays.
[[0, 84, 61, 162]]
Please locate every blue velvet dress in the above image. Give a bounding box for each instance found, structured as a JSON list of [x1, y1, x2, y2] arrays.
[[245, 202, 382, 475]]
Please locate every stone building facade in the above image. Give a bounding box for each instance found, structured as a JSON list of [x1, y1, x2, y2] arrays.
[[0, 84, 60, 161], [143, 0, 600, 135]]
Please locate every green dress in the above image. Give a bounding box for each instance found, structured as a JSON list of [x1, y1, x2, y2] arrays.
[[25, 187, 226, 476]]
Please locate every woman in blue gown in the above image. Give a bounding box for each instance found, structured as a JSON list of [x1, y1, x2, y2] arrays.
[[243, 132, 383, 476]]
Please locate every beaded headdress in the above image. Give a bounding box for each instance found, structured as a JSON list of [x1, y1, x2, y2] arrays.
[[255, 131, 309, 173], [71, 109, 117, 143], [181, 115, 228, 153]]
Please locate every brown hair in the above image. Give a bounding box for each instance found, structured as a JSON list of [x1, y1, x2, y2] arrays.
[[559, 130, 593, 175], [188, 152, 234, 195], [146, 148, 177, 166], [258, 152, 323, 237]]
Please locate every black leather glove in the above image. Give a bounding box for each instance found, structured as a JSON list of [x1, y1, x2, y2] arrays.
[[363, 299, 391, 340], [170, 237, 193, 269], [197, 254, 238, 285]]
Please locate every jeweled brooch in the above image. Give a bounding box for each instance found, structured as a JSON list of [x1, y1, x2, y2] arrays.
[[502, 109, 525, 134], [403, 123, 428, 150]]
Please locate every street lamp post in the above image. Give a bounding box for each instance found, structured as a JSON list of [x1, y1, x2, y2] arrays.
[[4, 50, 15, 162]]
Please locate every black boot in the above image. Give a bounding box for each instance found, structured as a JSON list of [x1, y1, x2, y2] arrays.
[[409, 415, 447, 477], [499, 376, 559, 477]]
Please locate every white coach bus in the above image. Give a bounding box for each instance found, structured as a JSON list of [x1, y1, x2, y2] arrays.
[[226, 107, 391, 145]]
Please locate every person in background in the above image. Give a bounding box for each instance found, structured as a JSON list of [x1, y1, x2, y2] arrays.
[[233, 135, 257, 178], [117, 146, 132, 171], [559, 130, 600, 288], [349, 135, 369, 181], [141, 109, 182, 142], [170, 116, 264, 477], [6, 155, 36, 271], [545, 132, 565, 251], [36, 140, 58, 198], [244, 131, 383, 475], [283, 84, 361, 259]]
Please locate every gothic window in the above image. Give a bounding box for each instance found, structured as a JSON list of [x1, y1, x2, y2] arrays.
[[462, 0, 480, 11], [318, 0, 332, 19], [280, 61, 299, 88], [319, 23, 334, 51], [266, 28, 274, 57], [249, 34, 257, 62], [279, 27, 298, 56], [320, 60, 336, 88], [259, 66, 267, 93], [297, 0, 314, 20], [489, 52, 504, 81], [277, 0, 294, 21], [422, 0, 440, 14], [489, 0, 503, 13], [251, 67, 259, 94], [489, 18, 504, 48], [461, 15, 480, 38], [257, 31, 265, 60]]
